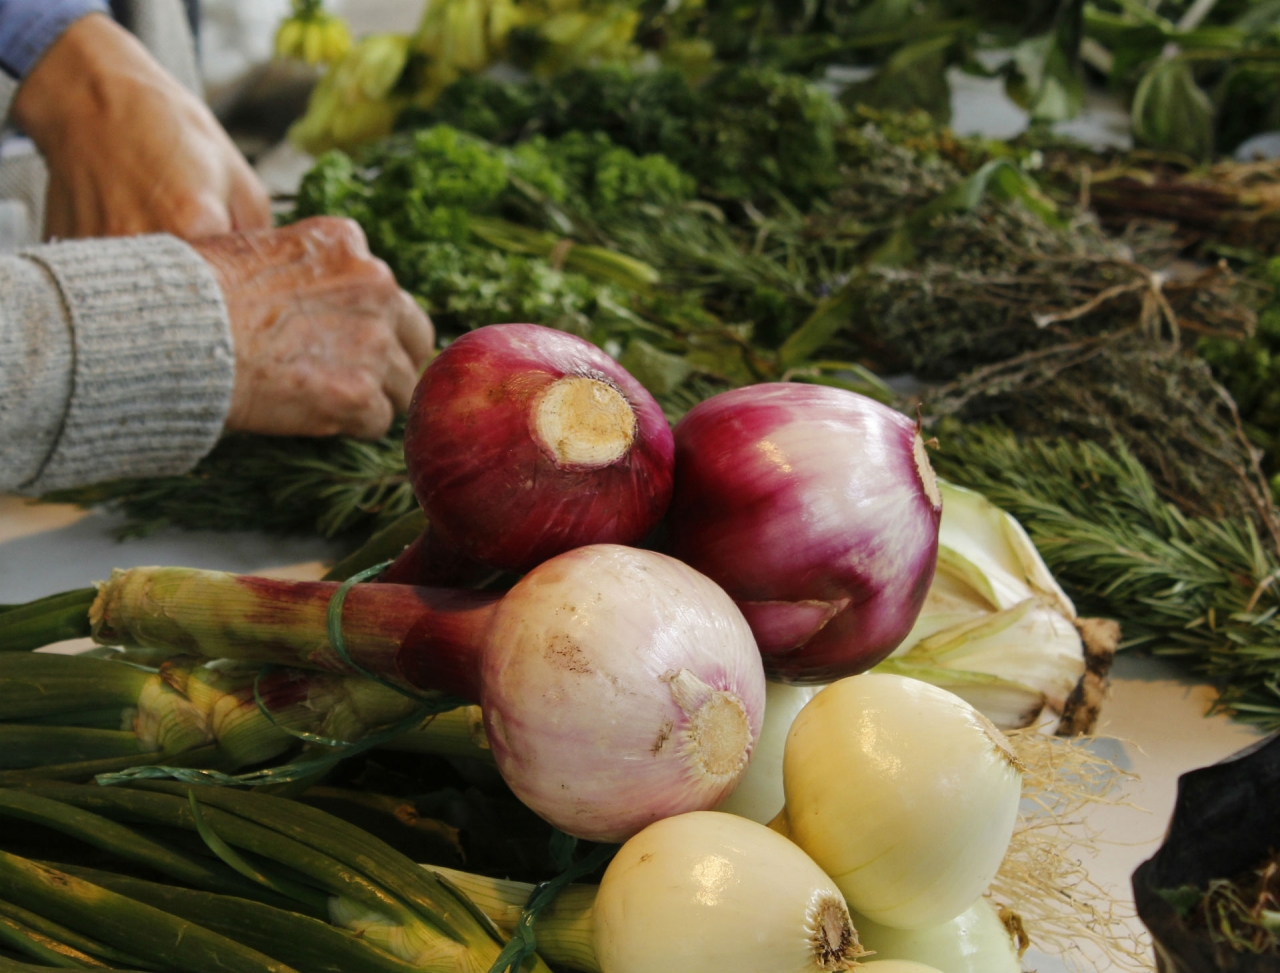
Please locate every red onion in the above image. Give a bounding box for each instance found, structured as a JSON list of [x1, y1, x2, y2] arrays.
[[667, 384, 942, 683], [386, 324, 674, 583], [92, 545, 766, 843]]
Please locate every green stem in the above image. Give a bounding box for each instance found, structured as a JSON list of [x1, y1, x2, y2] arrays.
[[0, 653, 148, 720], [49, 864, 424, 973], [378, 705, 495, 762], [0, 900, 155, 969], [0, 726, 144, 770], [22, 784, 409, 925], [0, 744, 220, 787], [0, 911, 106, 969], [0, 788, 294, 907], [0, 853, 297, 973], [325, 509, 427, 582], [427, 868, 599, 973], [0, 589, 95, 652]]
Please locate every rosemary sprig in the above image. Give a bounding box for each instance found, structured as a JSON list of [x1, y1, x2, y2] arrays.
[[932, 422, 1280, 728], [43, 425, 414, 541]]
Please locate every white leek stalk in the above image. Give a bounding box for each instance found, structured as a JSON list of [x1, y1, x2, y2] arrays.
[[427, 810, 867, 973], [851, 898, 1020, 972], [857, 962, 944, 972], [877, 481, 1114, 734], [772, 674, 1023, 929], [714, 681, 819, 824]]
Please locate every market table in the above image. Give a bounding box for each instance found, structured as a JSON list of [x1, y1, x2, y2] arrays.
[[0, 491, 1264, 973]]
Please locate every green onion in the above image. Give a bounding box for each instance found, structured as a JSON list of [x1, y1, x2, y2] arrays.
[[0, 899, 154, 969], [48, 864, 426, 973], [0, 726, 145, 770], [0, 653, 148, 720], [0, 788, 292, 906], [0, 852, 297, 973], [0, 909, 109, 969], [18, 783, 553, 973], [0, 589, 95, 653]]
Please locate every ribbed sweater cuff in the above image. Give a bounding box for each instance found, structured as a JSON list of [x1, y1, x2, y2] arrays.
[[18, 234, 233, 493]]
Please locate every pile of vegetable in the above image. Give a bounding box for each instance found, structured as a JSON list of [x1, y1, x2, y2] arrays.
[[3, 322, 1148, 971]]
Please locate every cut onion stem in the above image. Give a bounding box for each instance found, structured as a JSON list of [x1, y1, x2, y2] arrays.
[[0, 653, 423, 774], [86, 545, 765, 842]]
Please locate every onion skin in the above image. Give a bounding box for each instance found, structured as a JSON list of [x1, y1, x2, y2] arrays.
[[401, 324, 674, 577], [669, 384, 942, 682], [91, 546, 764, 844], [479, 546, 765, 843]]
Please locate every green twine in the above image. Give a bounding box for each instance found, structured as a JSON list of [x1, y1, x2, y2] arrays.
[[326, 560, 436, 703], [487, 837, 617, 973], [97, 560, 469, 787]]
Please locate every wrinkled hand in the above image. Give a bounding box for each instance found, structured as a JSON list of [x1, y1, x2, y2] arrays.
[[193, 217, 435, 439], [13, 14, 271, 240]]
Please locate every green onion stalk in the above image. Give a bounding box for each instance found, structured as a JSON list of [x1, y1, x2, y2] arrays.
[[0, 783, 553, 973], [0, 652, 424, 781]]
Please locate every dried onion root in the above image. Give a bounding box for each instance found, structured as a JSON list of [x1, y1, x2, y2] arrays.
[[991, 728, 1151, 972]]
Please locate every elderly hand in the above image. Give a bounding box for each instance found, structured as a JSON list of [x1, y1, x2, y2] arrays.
[[193, 217, 435, 439], [12, 13, 271, 240]]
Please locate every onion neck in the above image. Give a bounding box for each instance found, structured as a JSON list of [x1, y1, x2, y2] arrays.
[[90, 568, 501, 700], [378, 526, 491, 587], [426, 867, 600, 973]]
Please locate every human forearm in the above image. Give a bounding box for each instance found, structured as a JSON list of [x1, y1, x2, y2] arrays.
[[0, 236, 233, 494]]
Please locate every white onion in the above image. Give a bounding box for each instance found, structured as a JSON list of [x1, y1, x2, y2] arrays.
[[716, 680, 820, 824], [852, 898, 1020, 972], [774, 673, 1023, 929], [592, 810, 866, 973]]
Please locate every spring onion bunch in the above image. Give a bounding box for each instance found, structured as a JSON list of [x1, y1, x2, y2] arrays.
[[0, 782, 549, 973], [83, 544, 765, 842], [0, 652, 432, 783]]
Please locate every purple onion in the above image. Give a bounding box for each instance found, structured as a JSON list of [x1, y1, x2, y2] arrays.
[[668, 383, 942, 683], [385, 324, 674, 584]]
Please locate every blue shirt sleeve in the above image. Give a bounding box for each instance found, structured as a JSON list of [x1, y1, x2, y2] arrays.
[[0, 0, 109, 80]]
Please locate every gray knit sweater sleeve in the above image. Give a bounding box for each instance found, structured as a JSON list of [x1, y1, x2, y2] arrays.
[[0, 234, 233, 494]]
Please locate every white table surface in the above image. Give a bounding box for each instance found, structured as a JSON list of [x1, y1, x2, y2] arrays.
[[0, 492, 1265, 973]]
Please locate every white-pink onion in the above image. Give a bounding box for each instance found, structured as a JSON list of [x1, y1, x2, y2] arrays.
[[668, 384, 942, 682], [91, 545, 765, 844], [387, 324, 674, 583]]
